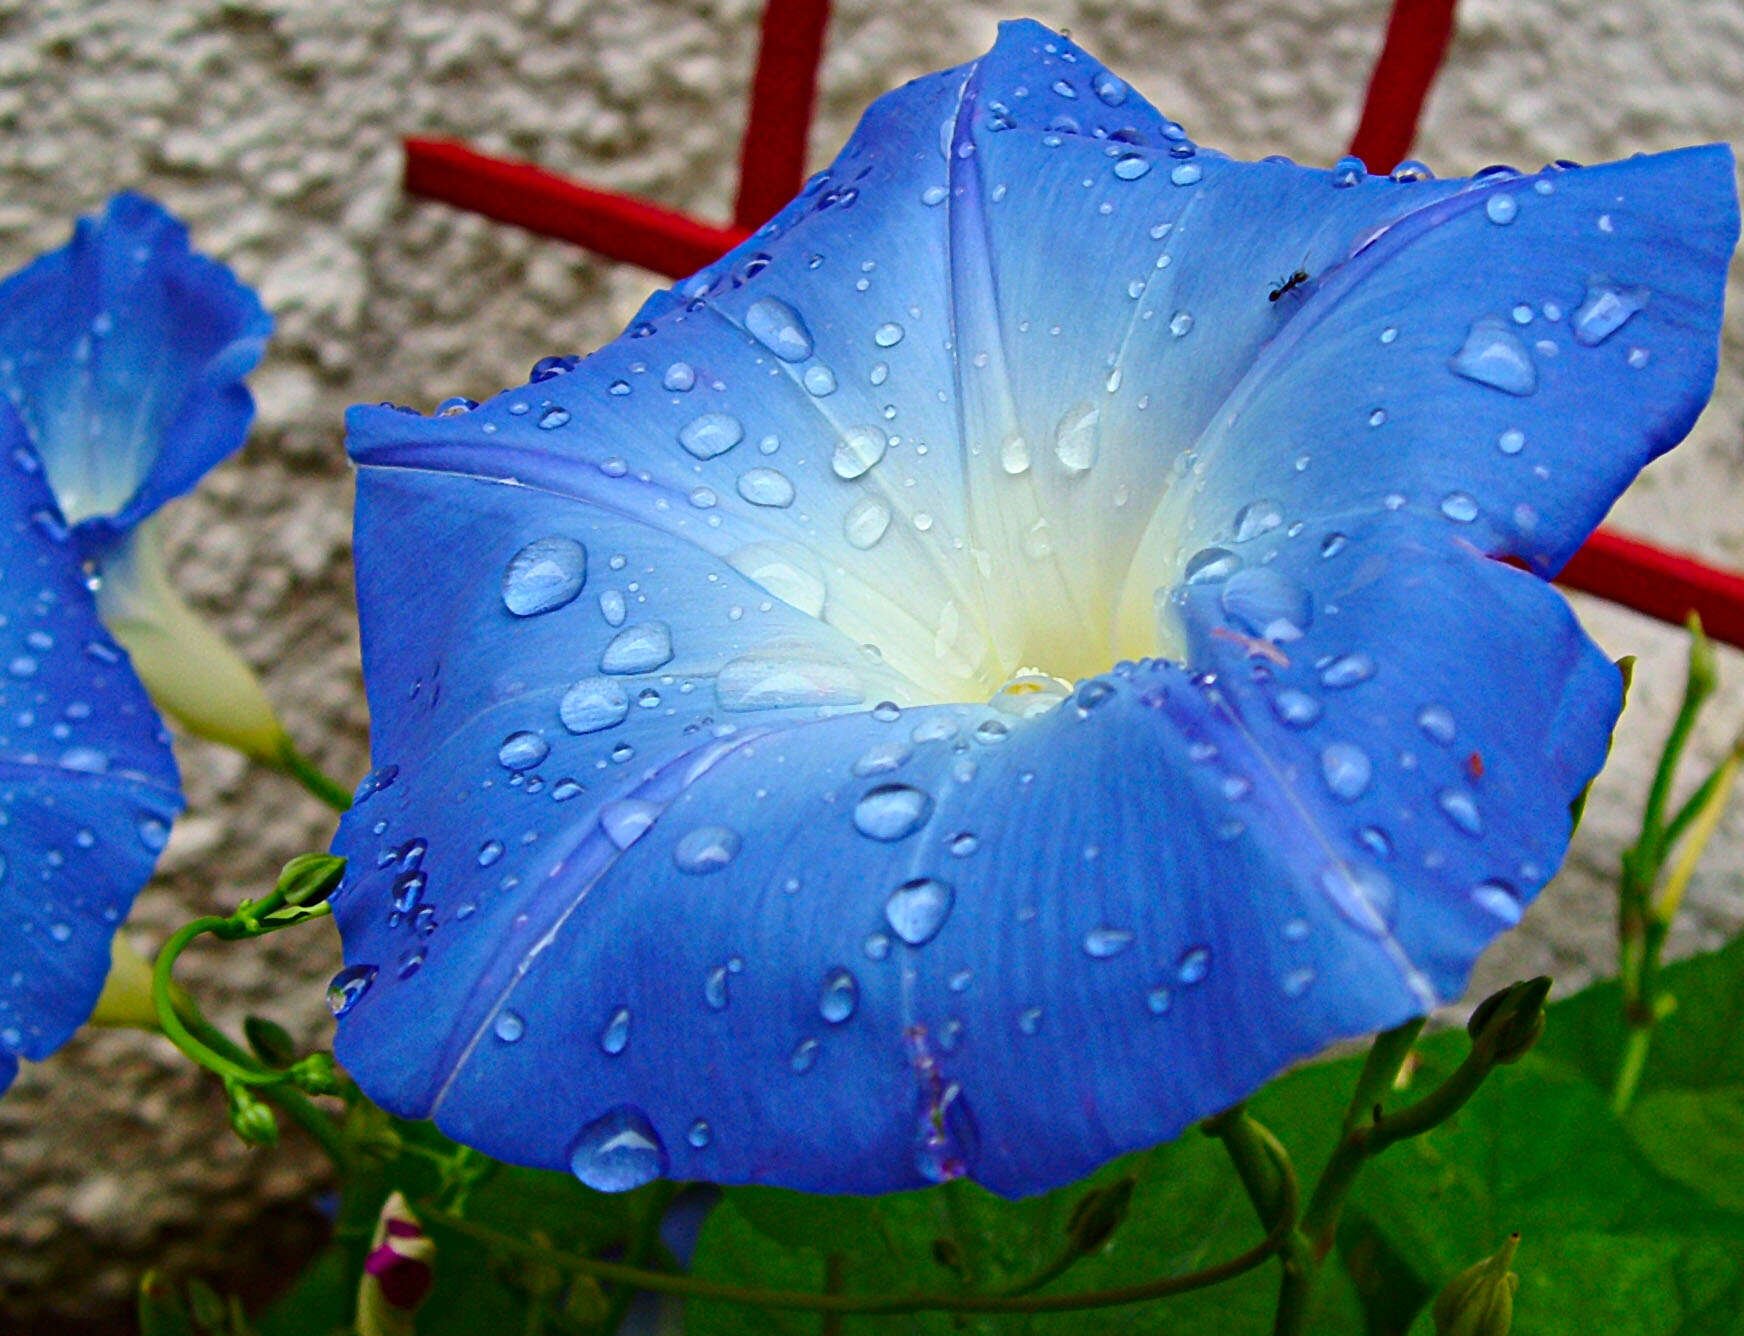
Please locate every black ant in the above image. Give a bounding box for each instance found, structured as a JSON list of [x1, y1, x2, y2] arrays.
[[1269, 268, 1311, 302]]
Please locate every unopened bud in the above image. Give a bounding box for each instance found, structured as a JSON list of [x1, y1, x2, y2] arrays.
[[226, 1081, 279, 1148], [1066, 1176, 1136, 1255], [1466, 978, 1550, 1065], [357, 1192, 435, 1336], [277, 853, 346, 907], [1433, 1233, 1519, 1336], [290, 1051, 341, 1095]]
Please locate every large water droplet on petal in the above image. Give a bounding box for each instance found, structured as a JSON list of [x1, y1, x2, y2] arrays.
[[1320, 863, 1397, 936], [737, 467, 796, 508], [1472, 879, 1523, 924], [1320, 742, 1372, 800], [745, 297, 814, 361], [600, 622, 674, 674], [1233, 499, 1283, 542], [832, 426, 889, 479], [716, 640, 862, 711], [1449, 318, 1537, 395], [1053, 402, 1099, 474], [498, 731, 550, 771], [727, 542, 827, 618], [844, 496, 892, 549], [326, 965, 377, 1017], [673, 824, 741, 874], [1571, 281, 1649, 346], [679, 412, 745, 459], [502, 537, 587, 616], [885, 877, 954, 946], [819, 967, 859, 1023], [569, 1106, 667, 1192], [1221, 568, 1312, 642], [854, 783, 934, 841], [561, 678, 631, 733]]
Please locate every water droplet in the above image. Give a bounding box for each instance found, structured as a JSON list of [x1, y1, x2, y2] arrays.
[[1485, 193, 1518, 225], [1094, 70, 1128, 104], [1176, 946, 1211, 984], [1571, 281, 1649, 346], [716, 644, 862, 711], [687, 1119, 712, 1149], [790, 1038, 821, 1073], [673, 824, 740, 874], [803, 364, 837, 396], [561, 678, 630, 733], [1438, 789, 1483, 836], [1473, 879, 1523, 924], [1272, 688, 1322, 728], [537, 406, 571, 430], [1113, 153, 1151, 180], [1084, 927, 1134, 958], [1389, 159, 1434, 183], [1170, 162, 1202, 186], [1282, 967, 1315, 997], [1054, 402, 1099, 473], [885, 877, 954, 946], [498, 731, 549, 771], [1331, 155, 1365, 187], [679, 412, 744, 459], [820, 967, 859, 1023], [663, 362, 695, 392], [973, 719, 1008, 745], [854, 784, 933, 841], [1168, 310, 1193, 338], [1319, 653, 1374, 688], [1498, 428, 1526, 455], [737, 467, 796, 508], [852, 740, 911, 777], [326, 965, 377, 1017], [137, 816, 170, 851], [600, 622, 674, 674], [1440, 492, 1480, 523], [569, 1106, 667, 1192], [1233, 499, 1284, 542], [1321, 742, 1372, 799], [599, 1005, 631, 1055], [502, 537, 587, 616], [999, 434, 1031, 475], [844, 496, 891, 549], [1449, 318, 1536, 395], [1185, 547, 1243, 584], [704, 964, 731, 1010], [745, 297, 814, 361], [832, 426, 888, 479], [494, 1010, 525, 1042], [873, 322, 904, 348], [1359, 825, 1393, 858], [477, 840, 505, 867], [1221, 568, 1312, 642], [1417, 705, 1456, 743]]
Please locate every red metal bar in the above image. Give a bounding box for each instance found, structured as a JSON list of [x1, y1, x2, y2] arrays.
[[734, 0, 831, 229], [1557, 528, 1744, 651], [403, 138, 750, 280], [1346, 0, 1461, 172]]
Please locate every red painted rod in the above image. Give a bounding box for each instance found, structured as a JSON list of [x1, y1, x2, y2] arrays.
[[735, 0, 831, 229], [1556, 527, 1744, 650], [1346, 0, 1461, 173], [403, 138, 749, 280]]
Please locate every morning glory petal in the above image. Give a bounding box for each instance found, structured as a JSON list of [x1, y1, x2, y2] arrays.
[[0, 192, 271, 541], [0, 402, 182, 1094], [331, 21, 1736, 1194]]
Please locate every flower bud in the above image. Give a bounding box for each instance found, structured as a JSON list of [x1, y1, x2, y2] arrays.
[[1433, 1233, 1519, 1336], [290, 1051, 341, 1095], [357, 1192, 436, 1336], [277, 853, 347, 907], [226, 1081, 279, 1148], [1066, 1175, 1136, 1255], [1466, 978, 1550, 1065]]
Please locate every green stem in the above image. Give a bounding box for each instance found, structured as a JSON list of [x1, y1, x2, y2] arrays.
[[598, 1182, 679, 1336], [419, 1199, 1292, 1318], [1204, 1109, 1311, 1336], [1302, 1040, 1495, 1258], [277, 736, 353, 812], [152, 918, 290, 1088]]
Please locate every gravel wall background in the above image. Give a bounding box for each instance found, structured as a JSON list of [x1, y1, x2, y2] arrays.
[[0, 0, 1739, 1329]]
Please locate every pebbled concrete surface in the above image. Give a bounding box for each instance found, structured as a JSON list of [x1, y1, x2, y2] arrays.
[[0, 0, 1738, 1328]]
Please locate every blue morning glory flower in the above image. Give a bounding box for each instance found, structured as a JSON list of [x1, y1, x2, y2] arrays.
[[330, 21, 1737, 1196], [0, 194, 270, 1093]]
